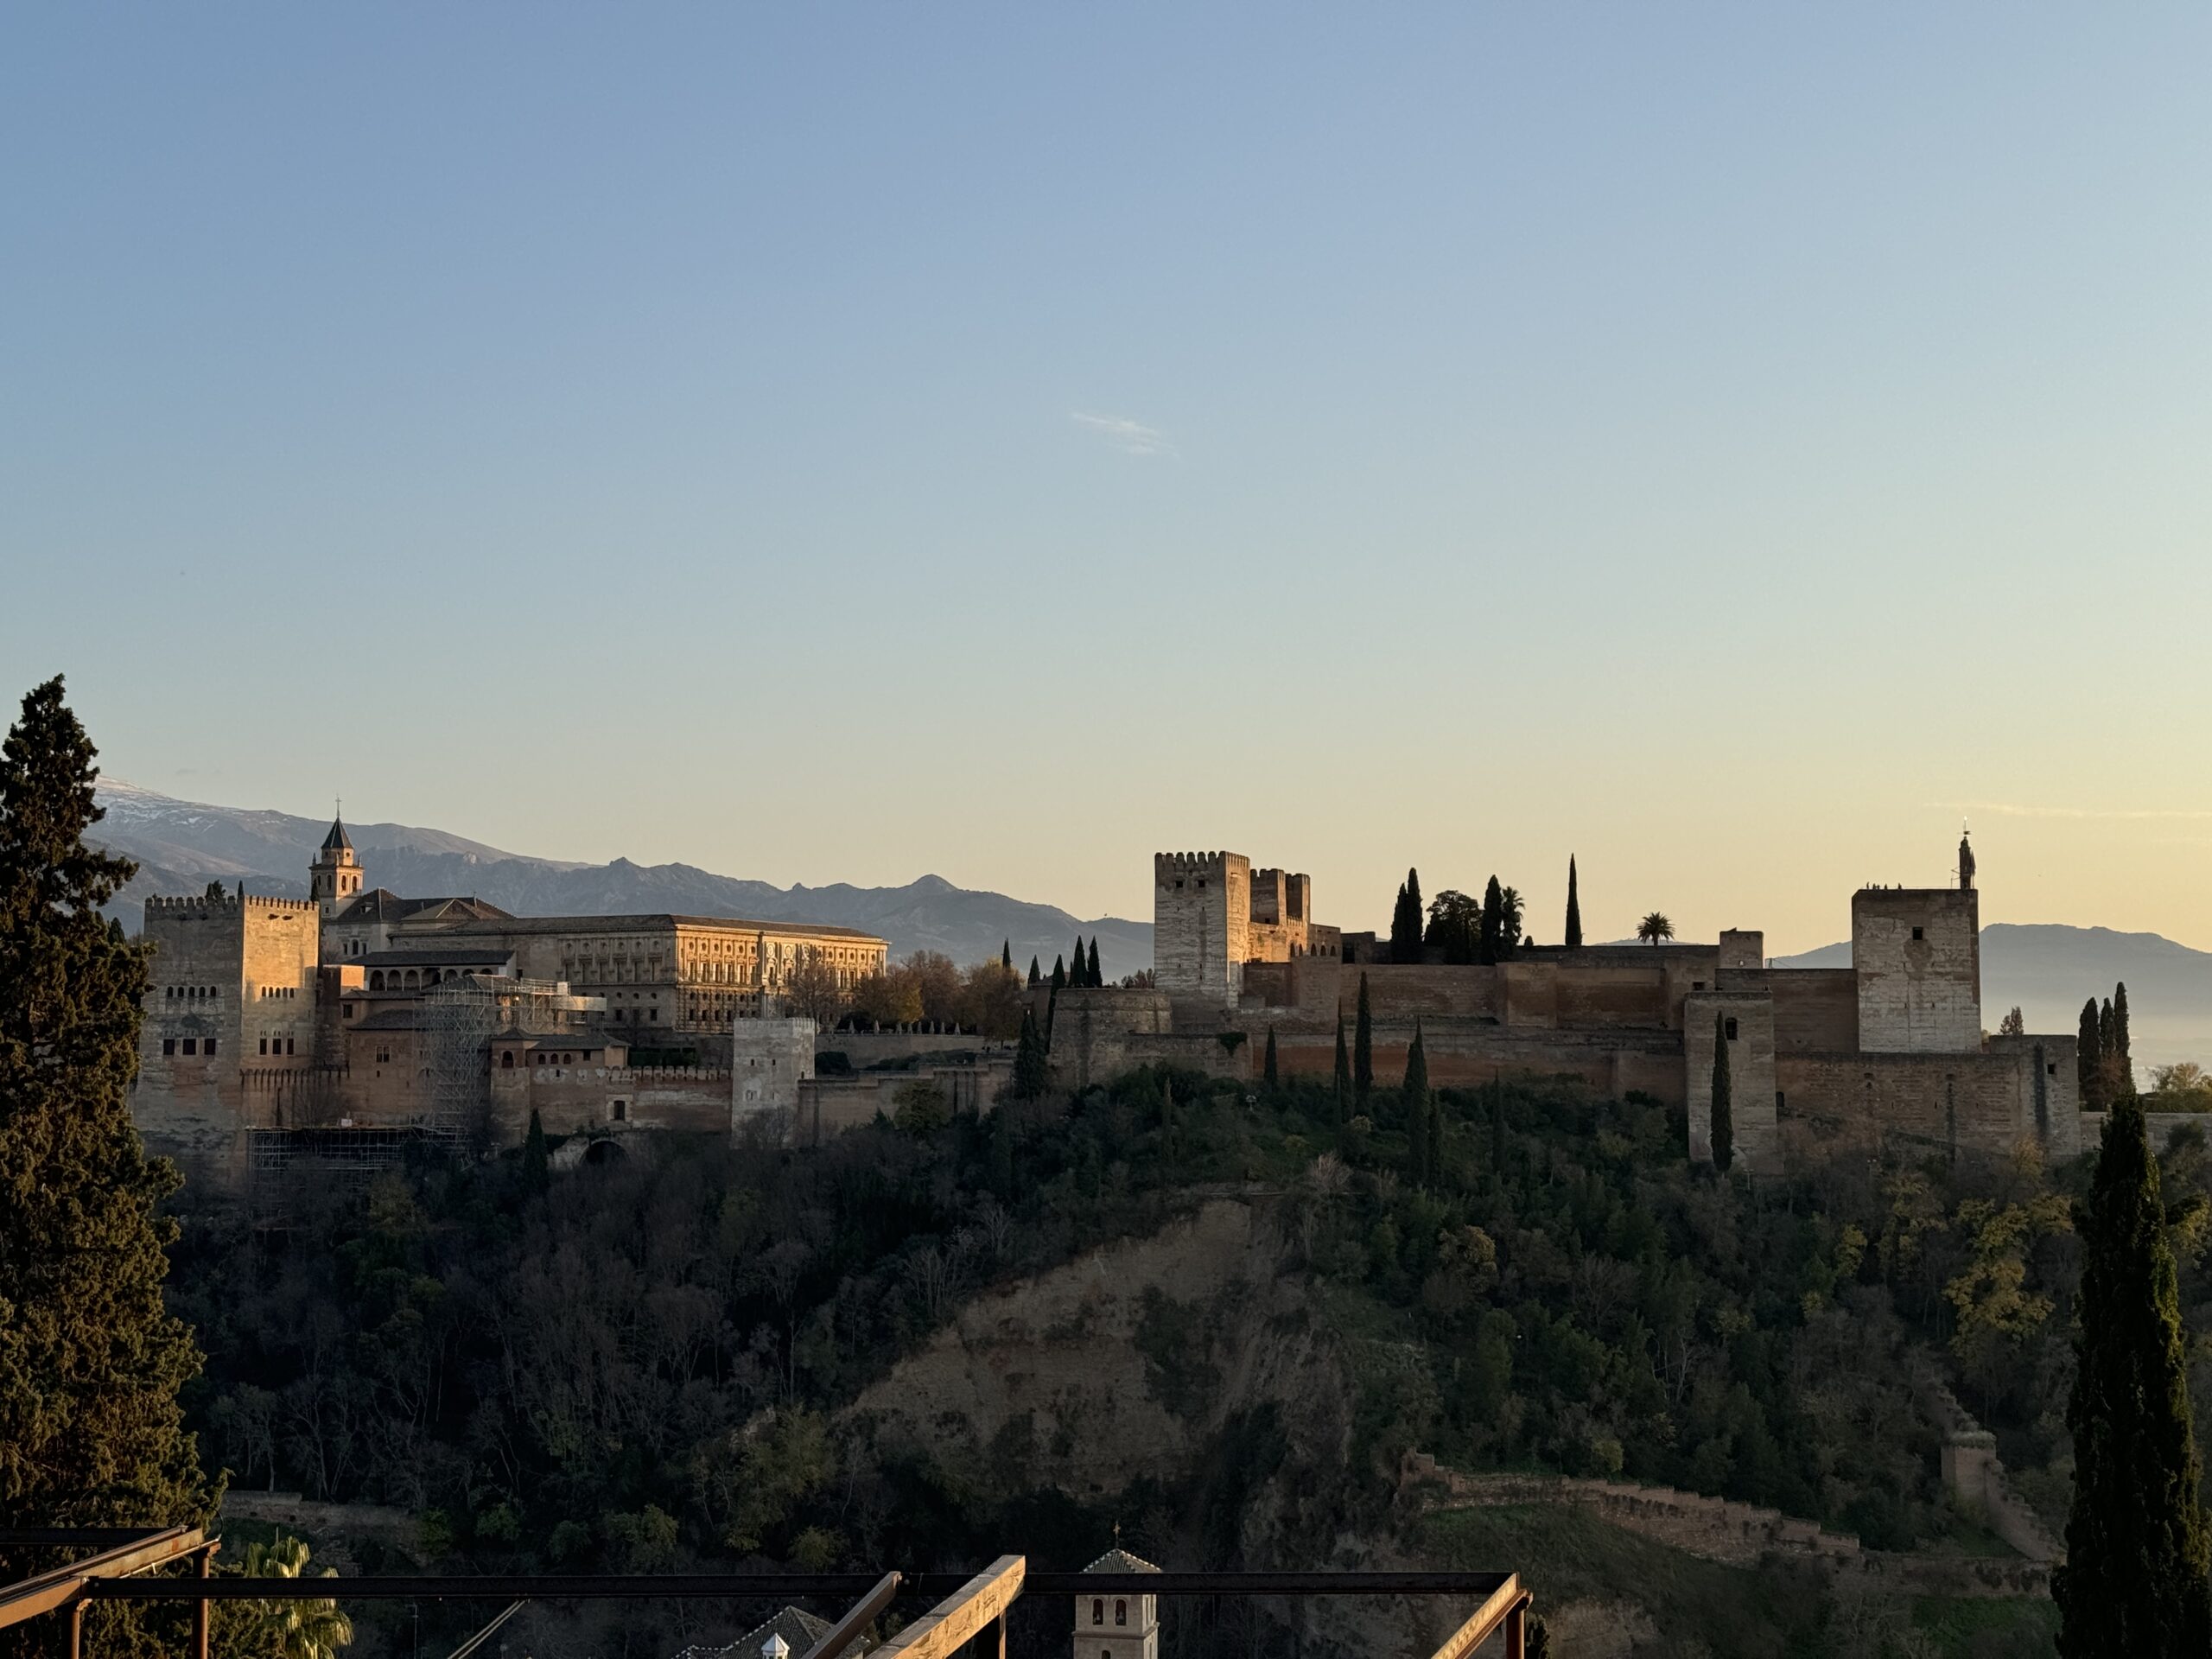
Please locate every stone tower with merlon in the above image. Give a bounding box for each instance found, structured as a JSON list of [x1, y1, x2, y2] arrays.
[[1852, 842, 1981, 1053], [1153, 851, 1249, 1007]]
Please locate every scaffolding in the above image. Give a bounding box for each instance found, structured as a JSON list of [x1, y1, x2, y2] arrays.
[[422, 978, 500, 1146]]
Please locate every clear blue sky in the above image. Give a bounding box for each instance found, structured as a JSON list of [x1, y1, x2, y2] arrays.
[[6, 7, 2209, 950]]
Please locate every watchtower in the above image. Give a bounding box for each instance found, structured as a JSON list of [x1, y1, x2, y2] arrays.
[[1073, 1546, 1160, 1659], [1852, 876, 1980, 1054], [310, 814, 364, 920], [1153, 851, 1249, 1007]]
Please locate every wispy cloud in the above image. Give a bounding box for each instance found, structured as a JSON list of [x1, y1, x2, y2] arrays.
[[1939, 801, 2212, 823], [1071, 410, 1174, 457]]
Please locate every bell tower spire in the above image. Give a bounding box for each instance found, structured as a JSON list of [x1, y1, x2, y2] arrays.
[[310, 808, 364, 920]]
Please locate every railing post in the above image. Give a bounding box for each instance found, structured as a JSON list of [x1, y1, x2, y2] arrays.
[[1504, 1601, 1526, 1659], [194, 1541, 217, 1659], [69, 1598, 86, 1659]]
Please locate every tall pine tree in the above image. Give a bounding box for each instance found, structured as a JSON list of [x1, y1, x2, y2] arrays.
[[1001, 939, 1013, 972], [0, 678, 217, 1654], [1402, 1021, 1431, 1184], [1262, 1027, 1279, 1089], [1086, 938, 1102, 988], [1479, 875, 1505, 965], [522, 1107, 550, 1193], [1028, 955, 1041, 987], [1051, 954, 1067, 993], [1012, 1007, 1051, 1100], [1564, 855, 1583, 950], [2079, 996, 2105, 1112], [1353, 973, 1374, 1105], [1710, 1011, 1734, 1173], [2055, 1096, 2212, 1654]]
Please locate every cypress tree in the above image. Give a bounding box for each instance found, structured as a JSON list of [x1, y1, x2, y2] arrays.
[[1403, 1021, 1431, 1183], [1479, 875, 1504, 965], [1710, 1011, 1734, 1173], [1263, 1027, 1279, 1088], [1051, 954, 1067, 993], [1390, 868, 1425, 963], [2079, 996, 2104, 1111], [1001, 939, 1013, 972], [1565, 855, 1582, 950], [1071, 934, 1087, 986], [1013, 1007, 1052, 1099], [1428, 1090, 1445, 1185], [1354, 973, 1374, 1104], [1086, 938, 1102, 988], [2100, 996, 2116, 1073], [0, 679, 216, 1649], [2055, 1096, 2212, 1654], [522, 1107, 550, 1192], [2113, 982, 2133, 1094], [1332, 1020, 1351, 1124], [1029, 956, 1041, 987]]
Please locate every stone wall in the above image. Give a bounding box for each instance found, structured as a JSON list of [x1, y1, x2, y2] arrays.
[[795, 1061, 1014, 1144], [1853, 888, 1981, 1053], [1912, 1364, 2063, 1564], [1756, 969, 1859, 1052], [490, 1065, 732, 1140], [1776, 1049, 2069, 1163]]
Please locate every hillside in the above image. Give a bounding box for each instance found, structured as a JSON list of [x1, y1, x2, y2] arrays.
[[90, 780, 1152, 980], [1776, 924, 2212, 1072]]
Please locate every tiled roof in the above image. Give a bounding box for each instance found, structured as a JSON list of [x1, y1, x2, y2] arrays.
[[670, 1605, 842, 1659], [443, 914, 886, 944], [1083, 1547, 1162, 1574], [320, 817, 353, 853]]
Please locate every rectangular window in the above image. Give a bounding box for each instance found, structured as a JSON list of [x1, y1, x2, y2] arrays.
[[1911, 926, 1923, 941], [162, 1039, 175, 1056], [181, 1038, 196, 1056], [206, 1039, 217, 1057], [285, 1038, 295, 1056], [1775, 1090, 1786, 1110], [258, 1038, 269, 1055]]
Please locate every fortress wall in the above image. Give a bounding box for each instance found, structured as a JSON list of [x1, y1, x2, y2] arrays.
[[1776, 1050, 2049, 1162], [1336, 964, 1503, 1020], [1750, 969, 1859, 1052], [1154, 852, 1249, 1004], [492, 1065, 733, 1141], [1268, 1024, 1686, 1103]]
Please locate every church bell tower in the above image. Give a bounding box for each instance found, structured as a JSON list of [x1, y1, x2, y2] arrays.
[[310, 812, 363, 920]]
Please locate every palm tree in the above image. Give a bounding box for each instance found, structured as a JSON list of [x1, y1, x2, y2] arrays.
[[1637, 912, 1674, 946], [225, 1535, 353, 1659]]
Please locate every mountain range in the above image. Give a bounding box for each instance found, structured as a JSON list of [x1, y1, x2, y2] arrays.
[[88, 782, 2209, 1071], [90, 781, 1153, 982]]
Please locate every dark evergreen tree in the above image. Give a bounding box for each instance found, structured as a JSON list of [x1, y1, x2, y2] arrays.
[[1012, 1007, 1052, 1100], [1479, 875, 1505, 965], [1489, 1079, 1507, 1173], [1402, 1021, 1431, 1183], [1072, 934, 1088, 986], [1028, 956, 1041, 987], [1565, 855, 1582, 950], [1427, 1088, 1445, 1185], [2055, 1096, 2212, 1655], [1390, 868, 1425, 963], [0, 679, 216, 1655], [1051, 954, 1067, 993], [1001, 939, 1013, 972], [1263, 1027, 1279, 1088], [522, 1107, 550, 1192], [1086, 938, 1102, 988], [2112, 981, 2133, 1094], [1710, 1012, 1734, 1173], [1332, 1020, 1351, 1124], [2079, 996, 2105, 1112], [1353, 972, 1374, 1104]]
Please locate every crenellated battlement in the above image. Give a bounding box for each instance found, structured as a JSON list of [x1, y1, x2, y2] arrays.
[[1154, 850, 1235, 874], [147, 892, 319, 917]]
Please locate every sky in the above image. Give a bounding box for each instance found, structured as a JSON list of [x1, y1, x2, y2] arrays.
[[4, 7, 2210, 953]]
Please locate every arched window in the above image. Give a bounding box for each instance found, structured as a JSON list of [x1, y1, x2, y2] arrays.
[[1116, 1600, 1127, 1626], [500, 1052, 514, 1069], [1091, 1599, 1103, 1626]]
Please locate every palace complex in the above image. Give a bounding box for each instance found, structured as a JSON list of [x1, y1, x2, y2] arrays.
[[132, 817, 889, 1181]]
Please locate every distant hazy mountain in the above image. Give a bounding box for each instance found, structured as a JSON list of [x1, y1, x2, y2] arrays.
[[1775, 924, 2212, 1073], [90, 781, 1153, 982]]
